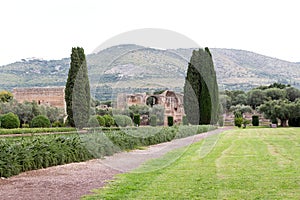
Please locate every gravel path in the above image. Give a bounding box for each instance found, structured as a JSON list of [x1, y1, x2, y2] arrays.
[[0, 127, 231, 200]]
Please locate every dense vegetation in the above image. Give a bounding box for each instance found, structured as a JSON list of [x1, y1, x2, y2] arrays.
[[0, 125, 215, 178], [0, 135, 93, 177], [0, 100, 65, 128], [221, 83, 300, 127], [84, 128, 300, 200]]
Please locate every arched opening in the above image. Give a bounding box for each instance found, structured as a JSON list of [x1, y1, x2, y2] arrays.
[[146, 96, 159, 107]]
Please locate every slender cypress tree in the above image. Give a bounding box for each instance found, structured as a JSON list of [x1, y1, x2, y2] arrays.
[[183, 47, 219, 125], [65, 47, 90, 128], [183, 62, 200, 124]]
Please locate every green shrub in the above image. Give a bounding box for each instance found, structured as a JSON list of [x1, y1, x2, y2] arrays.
[[96, 115, 105, 126], [88, 115, 100, 127], [252, 115, 259, 126], [1, 112, 20, 129], [52, 121, 62, 127], [113, 115, 133, 127], [242, 119, 250, 128], [30, 115, 51, 128], [234, 111, 242, 118], [22, 123, 30, 128], [133, 114, 140, 127], [167, 116, 174, 126], [234, 117, 243, 128], [150, 115, 157, 127], [103, 114, 115, 127], [182, 115, 188, 125]]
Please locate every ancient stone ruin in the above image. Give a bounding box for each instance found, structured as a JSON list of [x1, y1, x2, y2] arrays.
[[117, 90, 185, 125], [12, 87, 66, 110]]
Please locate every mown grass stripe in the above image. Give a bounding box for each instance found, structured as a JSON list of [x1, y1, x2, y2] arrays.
[[83, 128, 300, 200]]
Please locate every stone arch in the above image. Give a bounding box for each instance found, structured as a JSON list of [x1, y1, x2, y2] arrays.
[[146, 95, 159, 107]]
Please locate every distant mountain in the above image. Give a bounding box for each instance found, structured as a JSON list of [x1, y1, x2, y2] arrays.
[[1, 44, 299, 100]]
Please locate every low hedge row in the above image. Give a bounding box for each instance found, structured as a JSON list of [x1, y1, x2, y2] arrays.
[[0, 135, 93, 177], [81, 125, 216, 156], [0, 127, 77, 135], [0, 125, 216, 178]]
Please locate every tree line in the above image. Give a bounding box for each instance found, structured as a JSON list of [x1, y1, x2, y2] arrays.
[[220, 83, 300, 127]]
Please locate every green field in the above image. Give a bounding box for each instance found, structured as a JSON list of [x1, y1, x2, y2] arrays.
[[83, 128, 300, 200]]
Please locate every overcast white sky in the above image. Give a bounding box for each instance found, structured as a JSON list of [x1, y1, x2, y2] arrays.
[[0, 0, 299, 65]]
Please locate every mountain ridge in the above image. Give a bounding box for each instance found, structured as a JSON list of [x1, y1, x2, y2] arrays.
[[1, 44, 299, 100]]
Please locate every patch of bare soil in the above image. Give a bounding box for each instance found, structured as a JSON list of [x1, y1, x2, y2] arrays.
[[0, 127, 231, 200]]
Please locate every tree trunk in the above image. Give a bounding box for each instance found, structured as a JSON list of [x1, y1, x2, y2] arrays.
[[280, 119, 288, 127]]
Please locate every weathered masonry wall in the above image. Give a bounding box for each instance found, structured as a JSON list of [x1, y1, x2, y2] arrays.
[[12, 87, 66, 109], [117, 90, 185, 125]]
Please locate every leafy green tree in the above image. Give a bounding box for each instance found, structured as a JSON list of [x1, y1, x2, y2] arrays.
[[183, 48, 219, 125], [150, 115, 157, 126], [45, 106, 64, 123], [0, 90, 13, 102], [219, 94, 232, 111], [65, 47, 90, 128], [229, 104, 253, 115], [247, 89, 267, 109], [285, 87, 300, 102], [258, 99, 294, 127], [264, 88, 286, 100], [149, 104, 164, 125], [232, 93, 248, 105]]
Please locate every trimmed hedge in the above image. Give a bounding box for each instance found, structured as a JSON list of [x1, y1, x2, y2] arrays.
[[97, 115, 105, 127], [31, 115, 51, 128], [252, 115, 259, 126], [0, 112, 20, 129], [103, 114, 115, 127], [168, 116, 174, 126], [133, 114, 140, 127], [113, 115, 133, 127], [0, 127, 76, 135]]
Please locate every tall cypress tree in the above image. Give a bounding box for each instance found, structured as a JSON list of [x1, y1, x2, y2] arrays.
[[65, 47, 90, 128], [183, 47, 219, 125]]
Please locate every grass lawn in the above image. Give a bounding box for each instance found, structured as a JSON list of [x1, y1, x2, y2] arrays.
[[82, 128, 300, 200]]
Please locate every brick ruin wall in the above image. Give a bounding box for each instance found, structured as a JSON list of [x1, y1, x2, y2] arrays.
[[12, 87, 66, 110], [117, 91, 185, 125]]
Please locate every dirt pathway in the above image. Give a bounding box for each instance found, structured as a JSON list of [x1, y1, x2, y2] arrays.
[[0, 127, 232, 200]]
